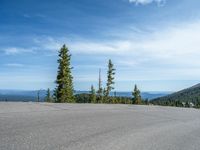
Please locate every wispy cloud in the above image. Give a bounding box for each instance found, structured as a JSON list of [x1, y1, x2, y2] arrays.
[[23, 14, 31, 18], [22, 13, 46, 18], [129, 0, 166, 6], [52, 19, 200, 82], [5, 19, 200, 81], [5, 63, 24, 67], [4, 47, 24, 55], [33, 20, 200, 68], [4, 47, 34, 55], [33, 36, 135, 55], [71, 20, 200, 68]]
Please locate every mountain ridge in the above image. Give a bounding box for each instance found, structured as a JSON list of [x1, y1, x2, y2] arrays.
[[151, 83, 200, 106]]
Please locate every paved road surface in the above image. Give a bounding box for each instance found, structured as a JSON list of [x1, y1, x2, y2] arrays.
[[0, 102, 200, 150]]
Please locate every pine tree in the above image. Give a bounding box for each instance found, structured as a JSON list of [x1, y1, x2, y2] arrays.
[[114, 91, 117, 97], [37, 90, 40, 102], [45, 88, 52, 102], [55, 44, 74, 103], [106, 59, 115, 97], [97, 69, 103, 103], [90, 85, 96, 103], [185, 101, 190, 108], [103, 88, 107, 103], [132, 85, 142, 104]]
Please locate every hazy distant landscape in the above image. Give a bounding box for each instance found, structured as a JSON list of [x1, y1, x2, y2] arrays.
[[0, 89, 171, 102]]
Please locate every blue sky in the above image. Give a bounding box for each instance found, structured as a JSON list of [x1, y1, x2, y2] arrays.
[[1, 0, 200, 91]]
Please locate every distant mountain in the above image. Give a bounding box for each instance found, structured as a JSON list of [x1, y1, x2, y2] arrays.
[[75, 91, 171, 100], [0, 89, 47, 96], [0, 90, 47, 102], [0, 89, 170, 102], [151, 83, 200, 105], [141, 92, 171, 100]]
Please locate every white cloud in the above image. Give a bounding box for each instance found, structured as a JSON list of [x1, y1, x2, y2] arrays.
[[5, 63, 24, 67], [70, 41, 128, 54], [136, 21, 200, 64], [29, 20, 200, 81], [4, 48, 21, 55], [23, 13, 46, 18], [129, 0, 165, 6], [2, 19, 200, 90], [33, 37, 64, 53], [34, 20, 200, 66], [65, 20, 200, 82], [23, 14, 31, 18], [69, 20, 200, 67], [4, 47, 34, 55]]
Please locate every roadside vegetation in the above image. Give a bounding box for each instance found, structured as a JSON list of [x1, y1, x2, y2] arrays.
[[44, 44, 147, 105], [44, 44, 200, 108]]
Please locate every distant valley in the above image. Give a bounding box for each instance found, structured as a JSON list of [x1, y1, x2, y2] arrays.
[[0, 90, 171, 102]]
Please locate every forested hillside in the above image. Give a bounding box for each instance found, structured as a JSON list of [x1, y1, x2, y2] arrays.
[[151, 84, 200, 108]]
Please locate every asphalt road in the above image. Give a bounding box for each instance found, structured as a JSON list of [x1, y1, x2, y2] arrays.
[[0, 102, 200, 150]]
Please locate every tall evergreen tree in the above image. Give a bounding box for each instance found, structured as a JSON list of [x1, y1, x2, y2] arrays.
[[55, 44, 74, 103], [97, 69, 103, 103], [103, 88, 107, 103], [114, 91, 117, 97], [37, 90, 40, 102], [90, 85, 96, 103], [106, 59, 115, 97], [45, 88, 52, 102], [132, 85, 142, 104], [185, 101, 190, 108]]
